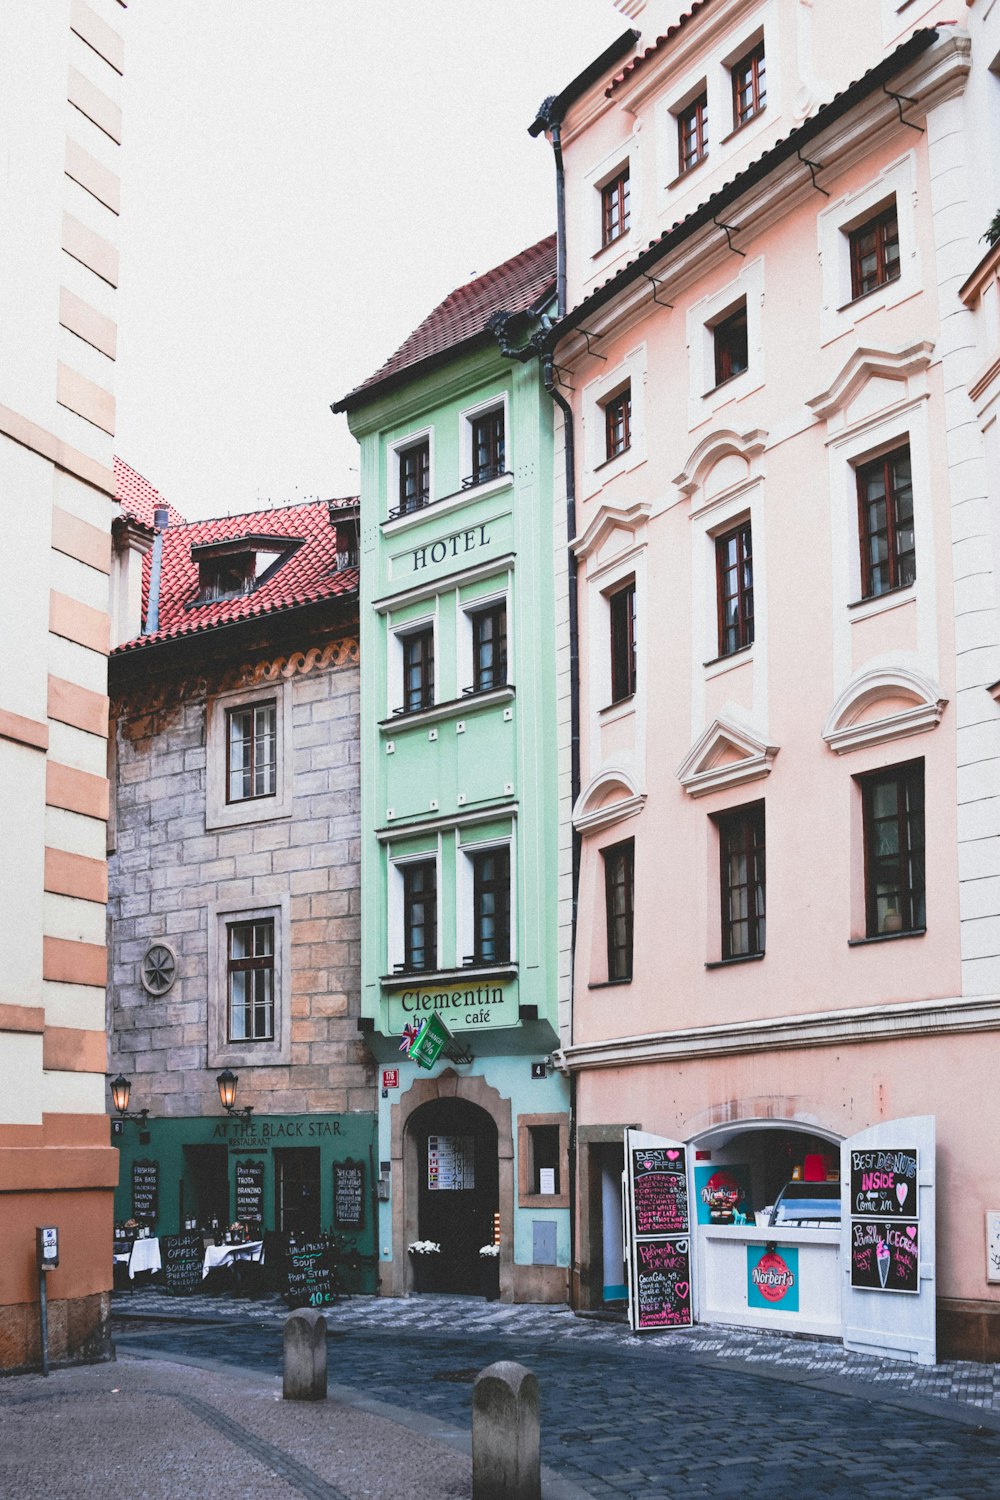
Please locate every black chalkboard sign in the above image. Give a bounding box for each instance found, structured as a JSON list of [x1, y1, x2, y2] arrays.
[[162, 1232, 204, 1296], [235, 1159, 264, 1226], [285, 1239, 335, 1309], [333, 1160, 364, 1230], [632, 1147, 688, 1235], [633, 1237, 693, 1328], [849, 1147, 918, 1218], [850, 1219, 920, 1294], [132, 1159, 159, 1224]]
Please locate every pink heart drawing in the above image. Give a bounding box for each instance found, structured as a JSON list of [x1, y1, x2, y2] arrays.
[[667, 1150, 680, 1160], [643, 1160, 653, 1169], [905, 1225, 917, 1239], [675, 1282, 689, 1302], [896, 1184, 908, 1207]]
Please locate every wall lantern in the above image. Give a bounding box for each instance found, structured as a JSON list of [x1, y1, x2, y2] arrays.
[[108, 1074, 151, 1142], [216, 1069, 253, 1123]]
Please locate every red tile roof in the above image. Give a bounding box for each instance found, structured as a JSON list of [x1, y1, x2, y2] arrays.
[[606, 1, 715, 95], [114, 456, 187, 529], [334, 234, 557, 411], [114, 497, 359, 654]]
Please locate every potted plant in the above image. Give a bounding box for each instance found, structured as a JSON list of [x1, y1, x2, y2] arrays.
[[407, 1240, 441, 1293], [479, 1242, 500, 1301]]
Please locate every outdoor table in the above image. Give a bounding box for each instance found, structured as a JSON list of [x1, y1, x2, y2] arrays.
[[128, 1236, 162, 1279], [202, 1240, 264, 1278]]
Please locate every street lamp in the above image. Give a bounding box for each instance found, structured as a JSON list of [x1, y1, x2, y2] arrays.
[[108, 1074, 151, 1142], [216, 1069, 253, 1122]]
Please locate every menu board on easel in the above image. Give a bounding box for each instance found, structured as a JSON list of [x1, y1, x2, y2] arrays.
[[235, 1159, 264, 1227], [333, 1160, 364, 1229], [624, 1130, 693, 1331], [132, 1159, 158, 1224]]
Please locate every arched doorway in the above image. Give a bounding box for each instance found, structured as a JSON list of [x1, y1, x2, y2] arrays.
[[407, 1097, 498, 1293]]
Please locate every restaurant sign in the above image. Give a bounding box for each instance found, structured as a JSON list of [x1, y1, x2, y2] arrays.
[[386, 980, 518, 1035]]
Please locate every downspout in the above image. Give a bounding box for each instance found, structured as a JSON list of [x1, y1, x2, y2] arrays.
[[536, 98, 567, 317], [143, 507, 169, 635]]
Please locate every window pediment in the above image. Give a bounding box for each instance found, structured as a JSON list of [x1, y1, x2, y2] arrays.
[[674, 428, 767, 507], [574, 768, 645, 833], [677, 715, 778, 797], [806, 342, 935, 427], [823, 667, 946, 754], [573, 502, 651, 567]]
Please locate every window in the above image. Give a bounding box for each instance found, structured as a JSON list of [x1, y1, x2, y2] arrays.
[[678, 92, 708, 175], [849, 204, 900, 300], [469, 846, 510, 965], [518, 1113, 570, 1209], [609, 582, 636, 703], [604, 386, 632, 461], [398, 439, 430, 516], [227, 918, 275, 1041], [226, 701, 276, 804], [731, 41, 766, 127], [400, 627, 435, 713], [603, 839, 634, 982], [601, 166, 630, 247], [470, 603, 507, 693], [713, 303, 748, 386], [716, 522, 754, 656], [856, 445, 914, 598], [403, 860, 437, 972], [860, 761, 925, 937], [469, 408, 505, 487], [718, 803, 765, 958]]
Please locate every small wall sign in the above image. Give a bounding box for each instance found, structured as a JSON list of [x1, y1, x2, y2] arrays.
[[987, 1212, 1000, 1284], [382, 1069, 399, 1089], [747, 1245, 799, 1312]]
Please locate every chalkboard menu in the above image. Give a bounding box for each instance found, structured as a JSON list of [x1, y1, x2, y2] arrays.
[[333, 1160, 364, 1230], [285, 1239, 335, 1309], [633, 1237, 693, 1328], [132, 1159, 159, 1224], [162, 1232, 203, 1296], [849, 1147, 918, 1218], [850, 1219, 920, 1294], [632, 1147, 689, 1235], [235, 1159, 264, 1227]]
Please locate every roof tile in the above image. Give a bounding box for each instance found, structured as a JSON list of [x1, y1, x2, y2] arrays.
[[114, 456, 187, 529]]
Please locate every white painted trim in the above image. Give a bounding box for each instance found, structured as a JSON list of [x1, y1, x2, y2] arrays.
[[376, 804, 518, 841], [381, 475, 513, 537], [573, 501, 651, 562], [677, 713, 779, 797], [207, 893, 291, 1069], [574, 766, 646, 833], [816, 153, 922, 347], [822, 665, 946, 754], [387, 425, 435, 522], [581, 344, 648, 499], [674, 427, 768, 499], [458, 391, 510, 489], [373, 554, 516, 614], [205, 679, 293, 831], [806, 342, 936, 424], [687, 257, 764, 429]]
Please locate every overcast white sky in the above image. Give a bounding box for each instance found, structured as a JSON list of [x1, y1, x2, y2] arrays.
[[116, 3, 622, 521]]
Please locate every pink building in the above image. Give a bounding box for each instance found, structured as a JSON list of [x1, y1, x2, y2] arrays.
[[540, 0, 1000, 1361]]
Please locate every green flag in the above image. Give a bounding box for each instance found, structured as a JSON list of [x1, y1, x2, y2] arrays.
[[409, 1012, 451, 1070]]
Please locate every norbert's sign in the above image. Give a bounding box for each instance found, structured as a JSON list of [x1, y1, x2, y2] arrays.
[[386, 981, 518, 1034]]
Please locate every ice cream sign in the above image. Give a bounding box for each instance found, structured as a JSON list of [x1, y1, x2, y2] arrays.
[[747, 1246, 799, 1312], [849, 1145, 920, 1295], [850, 1220, 920, 1294]]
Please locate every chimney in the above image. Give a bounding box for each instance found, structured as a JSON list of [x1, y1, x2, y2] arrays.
[[143, 507, 170, 634]]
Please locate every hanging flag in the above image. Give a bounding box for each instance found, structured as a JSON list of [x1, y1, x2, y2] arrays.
[[409, 1012, 451, 1071], [399, 1021, 421, 1055]]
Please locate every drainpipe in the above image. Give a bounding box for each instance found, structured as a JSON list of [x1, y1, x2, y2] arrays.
[[535, 98, 567, 316], [143, 507, 169, 635]]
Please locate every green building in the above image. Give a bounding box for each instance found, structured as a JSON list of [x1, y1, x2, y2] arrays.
[[334, 236, 572, 1301]]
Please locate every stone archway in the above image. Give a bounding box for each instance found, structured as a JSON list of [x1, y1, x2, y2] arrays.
[[387, 1070, 513, 1300]]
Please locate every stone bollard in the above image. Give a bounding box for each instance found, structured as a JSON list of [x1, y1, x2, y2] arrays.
[[283, 1308, 327, 1401], [472, 1361, 540, 1500]]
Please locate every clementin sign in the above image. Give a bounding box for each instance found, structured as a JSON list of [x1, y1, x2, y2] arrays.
[[386, 981, 518, 1034]]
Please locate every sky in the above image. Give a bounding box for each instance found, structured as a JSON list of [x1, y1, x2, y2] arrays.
[[115, 2, 623, 521]]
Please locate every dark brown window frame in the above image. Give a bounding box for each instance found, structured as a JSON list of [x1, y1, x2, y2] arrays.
[[604, 386, 632, 462], [849, 203, 901, 301], [400, 626, 435, 714], [859, 760, 925, 939], [469, 407, 506, 487], [603, 838, 635, 982], [609, 581, 637, 704], [601, 165, 631, 247], [731, 40, 766, 128], [856, 444, 915, 600], [227, 917, 275, 1042], [470, 601, 507, 694], [715, 521, 754, 657], [470, 845, 511, 965], [716, 802, 766, 959], [398, 439, 430, 516], [678, 91, 708, 175], [402, 859, 437, 973], [225, 700, 277, 805], [712, 302, 749, 387]]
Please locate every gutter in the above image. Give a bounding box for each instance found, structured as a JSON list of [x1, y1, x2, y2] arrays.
[[528, 29, 639, 138]]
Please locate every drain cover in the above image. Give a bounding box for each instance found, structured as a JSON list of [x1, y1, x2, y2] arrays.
[[433, 1367, 481, 1383]]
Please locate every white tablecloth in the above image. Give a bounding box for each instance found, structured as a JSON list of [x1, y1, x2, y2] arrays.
[[128, 1237, 162, 1278], [202, 1240, 264, 1278]]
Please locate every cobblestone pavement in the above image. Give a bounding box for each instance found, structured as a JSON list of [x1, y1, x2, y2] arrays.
[[111, 1287, 1000, 1497]]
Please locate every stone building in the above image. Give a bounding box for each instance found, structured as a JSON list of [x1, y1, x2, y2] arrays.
[[107, 465, 376, 1272], [0, 0, 128, 1372]]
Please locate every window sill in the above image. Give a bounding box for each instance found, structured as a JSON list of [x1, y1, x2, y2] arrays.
[[719, 106, 767, 146], [666, 157, 708, 191], [836, 274, 901, 315], [380, 962, 518, 992], [847, 583, 915, 614], [588, 978, 633, 990], [382, 474, 513, 534], [600, 693, 636, 717], [379, 685, 515, 732], [705, 370, 749, 399], [595, 230, 630, 259], [703, 645, 753, 672], [705, 952, 765, 969], [594, 447, 632, 474], [848, 929, 926, 947]]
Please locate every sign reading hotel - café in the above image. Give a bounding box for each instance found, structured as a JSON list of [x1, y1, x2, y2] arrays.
[[387, 980, 518, 1034]]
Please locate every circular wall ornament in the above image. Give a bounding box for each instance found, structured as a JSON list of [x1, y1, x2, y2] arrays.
[[141, 942, 177, 996]]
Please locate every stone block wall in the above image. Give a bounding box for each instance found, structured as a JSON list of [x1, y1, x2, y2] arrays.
[[108, 640, 372, 1117]]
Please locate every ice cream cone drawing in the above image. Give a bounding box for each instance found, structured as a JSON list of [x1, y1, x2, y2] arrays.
[[876, 1237, 891, 1289]]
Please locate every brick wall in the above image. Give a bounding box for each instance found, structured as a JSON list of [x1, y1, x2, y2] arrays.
[[108, 642, 372, 1116]]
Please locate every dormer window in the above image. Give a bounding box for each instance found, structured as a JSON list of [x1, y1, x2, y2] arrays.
[[199, 552, 255, 602], [191, 535, 296, 605]]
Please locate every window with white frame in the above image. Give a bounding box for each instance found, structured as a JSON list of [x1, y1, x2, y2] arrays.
[[817, 155, 919, 343], [389, 851, 440, 976], [458, 835, 513, 969], [583, 144, 639, 273], [465, 598, 508, 694], [389, 617, 436, 717], [688, 260, 763, 416], [208, 894, 290, 1068], [460, 394, 510, 492], [583, 345, 647, 495], [388, 428, 434, 522], [206, 681, 293, 831]]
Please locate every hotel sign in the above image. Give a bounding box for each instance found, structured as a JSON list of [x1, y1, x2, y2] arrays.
[[386, 980, 518, 1034]]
